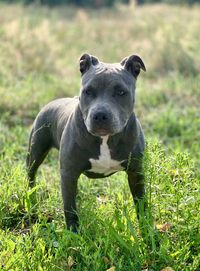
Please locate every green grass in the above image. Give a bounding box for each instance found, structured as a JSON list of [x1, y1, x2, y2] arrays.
[[0, 3, 200, 271]]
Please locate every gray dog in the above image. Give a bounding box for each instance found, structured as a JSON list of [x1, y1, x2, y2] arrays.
[[27, 53, 146, 232]]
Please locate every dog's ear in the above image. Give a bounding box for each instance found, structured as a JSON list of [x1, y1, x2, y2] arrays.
[[121, 55, 146, 78], [79, 53, 99, 75]]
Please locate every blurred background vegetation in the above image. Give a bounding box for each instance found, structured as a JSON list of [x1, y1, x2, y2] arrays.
[[0, 0, 200, 7]]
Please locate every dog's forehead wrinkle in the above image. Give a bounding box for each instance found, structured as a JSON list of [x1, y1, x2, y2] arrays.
[[84, 72, 133, 89], [82, 62, 134, 89], [97, 62, 123, 74]]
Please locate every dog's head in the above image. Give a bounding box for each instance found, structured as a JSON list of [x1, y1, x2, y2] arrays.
[[79, 53, 146, 137]]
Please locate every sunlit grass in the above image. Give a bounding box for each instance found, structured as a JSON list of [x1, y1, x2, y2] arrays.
[[0, 3, 199, 270]]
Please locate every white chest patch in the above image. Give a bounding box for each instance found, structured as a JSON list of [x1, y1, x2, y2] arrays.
[[88, 136, 124, 176]]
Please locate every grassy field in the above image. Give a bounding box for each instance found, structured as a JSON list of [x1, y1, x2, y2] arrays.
[[0, 3, 200, 271]]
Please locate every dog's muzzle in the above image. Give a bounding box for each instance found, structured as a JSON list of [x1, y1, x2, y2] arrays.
[[86, 110, 114, 136]]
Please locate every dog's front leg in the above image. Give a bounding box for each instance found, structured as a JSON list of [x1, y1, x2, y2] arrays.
[[60, 170, 79, 233], [127, 170, 147, 219], [128, 170, 160, 249]]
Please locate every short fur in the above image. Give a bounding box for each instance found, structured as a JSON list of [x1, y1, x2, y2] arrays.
[[27, 53, 146, 231]]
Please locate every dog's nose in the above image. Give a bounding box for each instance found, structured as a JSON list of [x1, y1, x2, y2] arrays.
[[93, 112, 109, 122]]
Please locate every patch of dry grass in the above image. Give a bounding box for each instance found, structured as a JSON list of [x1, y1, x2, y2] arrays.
[[0, 3, 200, 81]]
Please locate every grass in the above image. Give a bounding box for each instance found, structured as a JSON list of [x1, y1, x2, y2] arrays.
[[0, 2, 200, 270]]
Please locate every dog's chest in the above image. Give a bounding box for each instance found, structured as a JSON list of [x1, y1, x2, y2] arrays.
[[88, 136, 124, 176]]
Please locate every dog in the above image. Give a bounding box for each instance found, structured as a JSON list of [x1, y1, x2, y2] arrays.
[[27, 53, 146, 232]]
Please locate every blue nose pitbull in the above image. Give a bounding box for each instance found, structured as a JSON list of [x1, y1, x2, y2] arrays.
[[27, 53, 146, 232]]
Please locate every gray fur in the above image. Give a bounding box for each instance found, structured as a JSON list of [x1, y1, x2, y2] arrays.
[[27, 54, 146, 231]]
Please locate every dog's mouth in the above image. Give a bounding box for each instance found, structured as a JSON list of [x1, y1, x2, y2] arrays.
[[88, 128, 111, 137], [84, 116, 123, 137]]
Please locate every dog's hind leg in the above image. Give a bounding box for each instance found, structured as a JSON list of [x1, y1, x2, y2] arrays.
[[26, 123, 52, 188]]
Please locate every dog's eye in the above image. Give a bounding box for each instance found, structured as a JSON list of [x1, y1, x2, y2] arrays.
[[84, 88, 93, 96], [116, 89, 126, 96]]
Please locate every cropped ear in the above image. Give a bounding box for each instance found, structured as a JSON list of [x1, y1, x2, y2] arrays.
[[121, 55, 146, 78], [79, 53, 99, 75]]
